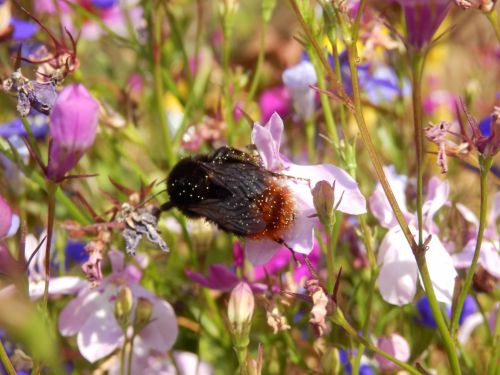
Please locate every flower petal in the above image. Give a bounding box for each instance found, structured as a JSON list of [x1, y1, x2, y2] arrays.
[[286, 163, 366, 215], [281, 210, 316, 255], [245, 239, 281, 266], [186, 264, 240, 291], [419, 232, 457, 304], [29, 276, 87, 300], [108, 250, 125, 273], [58, 288, 105, 336], [422, 177, 449, 233], [456, 203, 479, 229], [134, 291, 178, 351], [76, 303, 122, 363], [490, 191, 500, 225]]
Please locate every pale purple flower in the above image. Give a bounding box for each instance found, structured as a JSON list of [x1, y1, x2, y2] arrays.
[[46, 84, 99, 181], [248, 113, 366, 265], [453, 191, 500, 278], [395, 0, 452, 50], [108, 345, 213, 375], [0, 193, 13, 239], [186, 264, 265, 292], [58, 250, 178, 363], [282, 61, 317, 121], [375, 334, 410, 372], [370, 168, 457, 305]]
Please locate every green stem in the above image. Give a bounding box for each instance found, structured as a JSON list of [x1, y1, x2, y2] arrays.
[[325, 222, 336, 294], [450, 156, 492, 336], [151, 8, 175, 167], [120, 336, 128, 375], [0, 340, 15, 375], [410, 52, 425, 245], [331, 309, 421, 375], [247, 21, 268, 103], [485, 8, 500, 44], [235, 345, 248, 375], [127, 334, 136, 375], [305, 117, 315, 162], [488, 304, 500, 375], [222, 13, 234, 144], [352, 216, 377, 374], [42, 181, 58, 308], [416, 252, 461, 375]]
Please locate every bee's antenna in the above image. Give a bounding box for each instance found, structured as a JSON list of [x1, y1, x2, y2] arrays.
[[135, 189, 167, 209], [160, 202, 174, 212]]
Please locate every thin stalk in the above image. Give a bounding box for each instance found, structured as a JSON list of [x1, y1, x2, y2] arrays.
[[485, 8, 500, 44], [305, 117, 315, 162], [42, 181, 57, 308], [488, 304, 500, 375], [247, 21, 268, 103], [235, 345, 248, 375], [450, 156, 492, 336], [127, 334, 136, 375], [352, 215, 377, 374], [417, 252, 461, 374], [120, 336, 128, 375], [194, 0, 203, 77], [410, 52, 425, 245], [325, 222, 336, 294], [331, 309, 421, 375], [222, 12, 234, 144], [330, 41, 348, 132], [20, 117, 42, 162], [151, 8, 175, 167], [0, 340, 15, 375]]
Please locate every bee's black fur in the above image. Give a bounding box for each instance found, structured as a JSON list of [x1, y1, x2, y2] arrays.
[[165, 146, 279, 236]]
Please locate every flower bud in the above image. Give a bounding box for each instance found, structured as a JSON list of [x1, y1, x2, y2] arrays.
[[320, 347, 340, 375], [133, 297, 154, 332], [228, 282, 254, 348], [312, 180, 335, 225], [114, 286, 133, 330], [46, 84, 99, 181], [374, 334, 410, 372]]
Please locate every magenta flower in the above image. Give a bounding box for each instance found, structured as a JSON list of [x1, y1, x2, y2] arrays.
[[375, 334, 410, 372], [370, 167, 457, 305], [46, 84, 99, 181], [59, 250, 178, 363], [259, 86, 290, 123], [453, 191, 500, 278], [0, 193, 13, 239], [395, 0, 451, 50], [248, 113, 366, 265]]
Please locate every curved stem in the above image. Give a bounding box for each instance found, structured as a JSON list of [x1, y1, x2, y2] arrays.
[[417, 252, 461, 375], [0, 340, 15, 375], [450, 156, 492, 335], [42, 181, 58, 308], [331, 309, 421, 375]]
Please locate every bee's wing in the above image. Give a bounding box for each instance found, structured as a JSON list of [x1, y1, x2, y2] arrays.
[[189, 161, 271, 236]]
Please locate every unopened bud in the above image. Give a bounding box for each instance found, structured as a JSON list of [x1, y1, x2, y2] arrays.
[[114, 286, 133, 330], [320, 347, 340, 375], [133, 297, 154, 332], [228, 282, 254, 348], [312, 181, 335, 226]]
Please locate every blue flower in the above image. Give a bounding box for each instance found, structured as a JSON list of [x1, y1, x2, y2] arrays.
[[91, 0, 117, 9], [0, 114, 49, 139], [65, 240, 89, 269], [10, 18, 38, 41], [339, 349, 375, 375], [416, 296, 477, 328]]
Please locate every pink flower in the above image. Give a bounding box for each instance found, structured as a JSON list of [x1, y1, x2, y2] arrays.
[[259, 86, 290, 124], [375, 334, 410, 372], [247, 113, 366, 265], [370, 167, 457, 305], [453, 191, 500, 278], [0, 193, 13, 239], [58, 250, 178, 363], [46, 84, 99, 181]]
